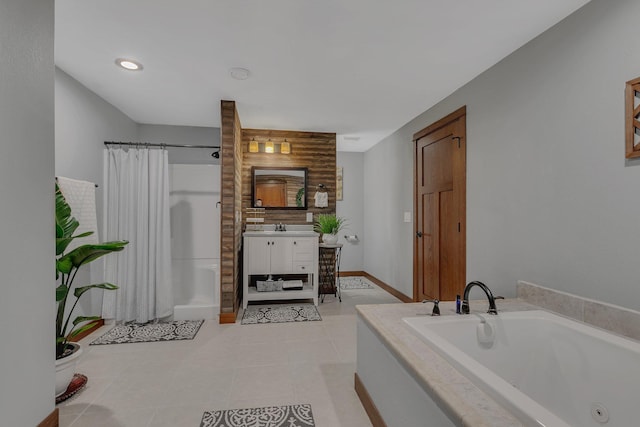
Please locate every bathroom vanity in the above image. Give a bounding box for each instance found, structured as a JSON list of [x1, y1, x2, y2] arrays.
[[242, 229, 319, 308]]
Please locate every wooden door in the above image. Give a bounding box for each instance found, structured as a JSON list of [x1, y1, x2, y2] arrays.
[[414, 107, 466, 301], [256, 182, 286, 207]]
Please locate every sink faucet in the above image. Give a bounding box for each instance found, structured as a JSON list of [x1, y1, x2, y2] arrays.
[[275, 223, 286, 232], [422, 299, 440, 316], [460, 281, 503, 315]]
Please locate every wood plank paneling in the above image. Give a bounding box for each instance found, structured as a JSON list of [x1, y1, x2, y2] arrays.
[[219, 100, 242, 320], [242, 129, 337, 225]]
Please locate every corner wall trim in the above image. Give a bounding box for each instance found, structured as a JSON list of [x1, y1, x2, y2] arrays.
[[38, 408, 58, 427], [355, 373, 387, 427], [362, 272, 413, 303], [219, 312, 236, 324]]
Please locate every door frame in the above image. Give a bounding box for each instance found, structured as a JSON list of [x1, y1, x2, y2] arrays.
[[413, 106, 467, 301]]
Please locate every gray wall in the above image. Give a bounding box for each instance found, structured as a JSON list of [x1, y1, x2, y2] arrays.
[[0, 0, 55, 424], [336, 152, 365, 271], [138, 124, 221, 165], [364, 0, 640, 309], [55, 67, 138, 317]]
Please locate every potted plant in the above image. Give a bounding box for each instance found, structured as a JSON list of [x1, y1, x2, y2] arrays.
[[314, 213, 347, 244], [55, 184, 127, 396]]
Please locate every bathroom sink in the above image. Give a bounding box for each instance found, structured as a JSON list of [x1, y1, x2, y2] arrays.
[[243, 230, 318, 237]]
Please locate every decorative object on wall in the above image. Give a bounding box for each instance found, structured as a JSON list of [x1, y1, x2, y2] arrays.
[[625, 77, 640, 159], [314, 183, 328, 208], [336, 167, 343, 200], [201, 404, 315, 427]]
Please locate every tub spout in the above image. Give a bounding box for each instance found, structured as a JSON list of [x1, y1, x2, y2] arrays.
[[461, 281, 503, 315]]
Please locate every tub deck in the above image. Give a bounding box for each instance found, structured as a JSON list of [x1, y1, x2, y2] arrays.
[[356, 300, 539, 427]]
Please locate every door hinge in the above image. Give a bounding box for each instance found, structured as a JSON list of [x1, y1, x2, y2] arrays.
[[458, 222, 461, 232], [452, 136, 461, 148]]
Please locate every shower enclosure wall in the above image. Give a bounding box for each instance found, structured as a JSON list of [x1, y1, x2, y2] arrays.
[[169, 163, 220, 320]]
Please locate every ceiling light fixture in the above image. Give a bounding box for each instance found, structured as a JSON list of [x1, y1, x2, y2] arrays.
[[115, 58, 143, 71], [230, 67, 250, 80], [249, 138, 259, 153], [280, 139, 290, 154], [265, 139, 274, 153]]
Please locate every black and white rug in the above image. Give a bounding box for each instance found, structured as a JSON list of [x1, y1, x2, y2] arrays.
[[89, 319, 204, 345], [241, 304, 322, 325], [339, 276, 375, 290], [201, 404, 315, 427]]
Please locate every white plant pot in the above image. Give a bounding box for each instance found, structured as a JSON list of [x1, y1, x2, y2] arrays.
[[322, 233, 339, 244], [55, 342, 83, 397]]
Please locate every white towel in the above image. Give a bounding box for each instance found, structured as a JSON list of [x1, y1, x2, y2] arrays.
[[314, 191, 328, 208], [57, 176, 99, 251]]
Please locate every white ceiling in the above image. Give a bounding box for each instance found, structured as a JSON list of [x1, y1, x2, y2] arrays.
[[55, 0, 590, 152]]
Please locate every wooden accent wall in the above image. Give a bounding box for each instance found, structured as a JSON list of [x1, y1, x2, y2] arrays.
[[242, 129, 337, 224], [220, 101, 243, 321]]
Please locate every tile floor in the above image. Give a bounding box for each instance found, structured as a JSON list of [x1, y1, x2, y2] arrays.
[[58, 282, 401, 427]]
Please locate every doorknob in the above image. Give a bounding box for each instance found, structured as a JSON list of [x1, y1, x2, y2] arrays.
[[416, 231, 423, 238]]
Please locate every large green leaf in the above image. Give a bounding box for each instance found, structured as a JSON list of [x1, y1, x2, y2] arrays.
[[73, 283, 119, 298], [67, 320, 102, 340], [56, 258, 73, 275], [58, 241, 128, 270], [56, 284, 68, 302], [72, 315, 101, 326], [55, 184, 80, 255]]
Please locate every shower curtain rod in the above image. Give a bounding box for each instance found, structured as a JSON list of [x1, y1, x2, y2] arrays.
[[104, 141, 220, 149]]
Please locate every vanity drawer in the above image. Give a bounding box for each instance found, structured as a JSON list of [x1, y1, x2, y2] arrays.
[[293, 263, 313, 273]]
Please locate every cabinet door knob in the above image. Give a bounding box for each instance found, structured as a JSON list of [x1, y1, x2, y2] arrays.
[[294, 241, 297, 245]]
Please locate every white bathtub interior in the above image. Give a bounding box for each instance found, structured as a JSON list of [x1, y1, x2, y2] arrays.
[[403, 310, 640, 427], [169, 163, 220, 320]]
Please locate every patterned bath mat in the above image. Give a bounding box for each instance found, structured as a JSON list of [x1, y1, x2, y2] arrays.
[[339, 276, 375, 290], [201, 404, 315, 427], [89, 319, 204, 345], [241, 304, 321, 325]]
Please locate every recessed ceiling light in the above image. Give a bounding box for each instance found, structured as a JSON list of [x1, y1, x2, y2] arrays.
[[115, 58, 143, 71], [230, 67, 250, 80]]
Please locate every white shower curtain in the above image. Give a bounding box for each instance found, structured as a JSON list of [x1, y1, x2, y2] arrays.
[[102, 147, 173, 323]]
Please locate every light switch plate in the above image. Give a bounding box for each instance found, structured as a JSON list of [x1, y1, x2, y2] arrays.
[[306, 212, 313, 222], [404, 212, 412, 223]]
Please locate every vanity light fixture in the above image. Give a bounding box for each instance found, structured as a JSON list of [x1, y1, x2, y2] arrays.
[[115, 58, 143, 71], [280, 139, 291, 154], [265, 139, 274, 153], [249, 138, 259, 153]]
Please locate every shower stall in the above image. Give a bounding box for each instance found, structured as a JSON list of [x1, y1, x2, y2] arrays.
[[169, 163, 220, 320]]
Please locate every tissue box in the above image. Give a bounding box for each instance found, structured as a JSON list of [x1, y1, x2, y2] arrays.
[[256, 280, 283, 292]]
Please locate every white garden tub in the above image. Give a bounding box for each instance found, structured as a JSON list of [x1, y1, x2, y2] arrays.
[[403, 310, 640, 427]]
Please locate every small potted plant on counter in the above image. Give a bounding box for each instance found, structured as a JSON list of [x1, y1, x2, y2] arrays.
[[314, 213, 347, 244], [55, 183, 128, 396]]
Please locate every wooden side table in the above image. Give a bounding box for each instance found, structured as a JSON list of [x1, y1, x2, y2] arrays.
[[318, 243, 342, 302]]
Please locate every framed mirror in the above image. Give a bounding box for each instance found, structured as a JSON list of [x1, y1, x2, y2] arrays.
[[252, 167, 308, 209]]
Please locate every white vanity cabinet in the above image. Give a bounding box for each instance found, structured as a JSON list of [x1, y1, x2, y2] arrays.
[[242, 232, 319, 309]]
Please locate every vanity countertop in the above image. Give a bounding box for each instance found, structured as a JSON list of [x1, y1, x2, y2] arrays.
[[356, 300, 539, 427], [243, 224, 318, 237], [242, 230, 318, 237]]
